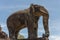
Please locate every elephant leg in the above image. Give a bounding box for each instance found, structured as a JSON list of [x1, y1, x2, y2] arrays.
[[25, 13, 38, 39], [28, 26, 38, 39], [14, 33, 18, 40], [28, 23, 38, 39], [27, 20, 38, 39], [15, 30, 20, 40], [8, 27, 16, 40], [26, 19, 34, 39], [33, 23, 38, 38]]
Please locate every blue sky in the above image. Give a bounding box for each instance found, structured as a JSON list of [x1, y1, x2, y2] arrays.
[[0, 0, 60, 40]]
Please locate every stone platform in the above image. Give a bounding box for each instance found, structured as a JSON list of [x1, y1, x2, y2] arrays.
[[17, 37, 48, 40]]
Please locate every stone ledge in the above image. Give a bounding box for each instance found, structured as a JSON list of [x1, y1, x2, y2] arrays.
[[17, 37, 48, 40]]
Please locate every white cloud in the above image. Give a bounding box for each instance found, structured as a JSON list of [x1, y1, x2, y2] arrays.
[[0, 23, 6, 27], [50, 35, 60, 40]]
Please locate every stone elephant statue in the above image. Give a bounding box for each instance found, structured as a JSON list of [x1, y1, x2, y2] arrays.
[[6, 4, 49, 40]]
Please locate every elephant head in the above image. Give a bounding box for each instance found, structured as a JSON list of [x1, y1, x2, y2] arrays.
[[30, 4, 48, 17], [30, 4, 50, 37]]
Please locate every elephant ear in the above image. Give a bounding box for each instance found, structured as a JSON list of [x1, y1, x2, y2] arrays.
[[30, 4, 40, 14], [30, 4, 35, 14]]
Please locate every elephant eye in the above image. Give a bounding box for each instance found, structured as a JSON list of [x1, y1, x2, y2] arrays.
[[34, 7, 40, 12]]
